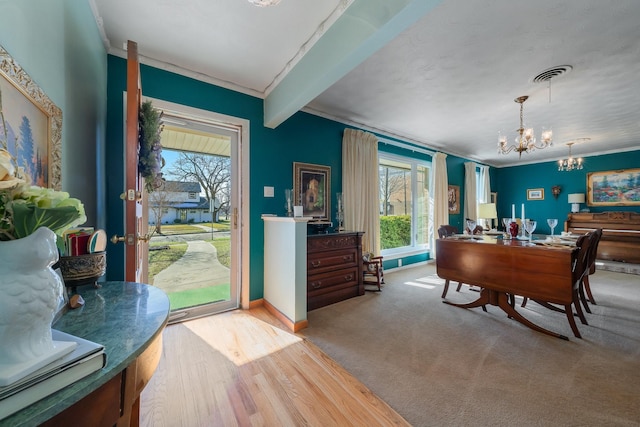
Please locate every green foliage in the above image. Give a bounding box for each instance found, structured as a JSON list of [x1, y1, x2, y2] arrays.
[[138, 101, 164, 193], [380, 215, 411, 249], [173, 218, 182, 224]]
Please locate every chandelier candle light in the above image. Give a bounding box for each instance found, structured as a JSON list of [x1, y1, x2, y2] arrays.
[[498, 96, 553, 158], [558, 139, 589, 171]]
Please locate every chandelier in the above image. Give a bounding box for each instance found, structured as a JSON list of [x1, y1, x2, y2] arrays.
[[558, 139, 589, 171], [247, 0, 281, 6], [497, 96, 553, 158]]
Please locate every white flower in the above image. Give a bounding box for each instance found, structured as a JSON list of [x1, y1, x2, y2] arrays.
[[0, 149, 23, 189]]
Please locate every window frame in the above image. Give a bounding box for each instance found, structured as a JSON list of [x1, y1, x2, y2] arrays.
[[378, 151, 431, 257]]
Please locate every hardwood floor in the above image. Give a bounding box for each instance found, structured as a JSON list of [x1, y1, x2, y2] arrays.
[[140, 307, 409, 426]]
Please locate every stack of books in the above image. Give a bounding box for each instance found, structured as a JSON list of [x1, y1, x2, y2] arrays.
[[0, 330, 106, 420]]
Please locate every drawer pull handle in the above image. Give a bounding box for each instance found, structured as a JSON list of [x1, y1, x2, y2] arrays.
[[344, 274, 353, 281], [343, 255, 353, 261], [311, 281, 322, 289], [311, 260, 321, 267]]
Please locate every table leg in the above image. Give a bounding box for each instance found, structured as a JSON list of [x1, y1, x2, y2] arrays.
[[444, 289, 569, 340]]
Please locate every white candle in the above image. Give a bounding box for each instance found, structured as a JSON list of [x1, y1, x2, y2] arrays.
[[511, 204, 515, 220], [521, 203, 525, 222]]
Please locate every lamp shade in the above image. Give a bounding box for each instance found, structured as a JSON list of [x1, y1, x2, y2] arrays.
[[568, 193, 585, 203], [478, 203, 498, 219]]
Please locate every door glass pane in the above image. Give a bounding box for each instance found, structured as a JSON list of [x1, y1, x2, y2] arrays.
[[146, 112, 239, 323]]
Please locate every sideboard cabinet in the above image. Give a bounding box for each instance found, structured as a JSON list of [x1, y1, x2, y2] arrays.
[[307, 232, 364, 311]]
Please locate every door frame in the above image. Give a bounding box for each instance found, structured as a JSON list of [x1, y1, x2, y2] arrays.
[[144, 97, 250, 311]]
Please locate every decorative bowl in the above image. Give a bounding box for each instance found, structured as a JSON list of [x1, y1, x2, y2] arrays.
[[57, 251, 107, 288]]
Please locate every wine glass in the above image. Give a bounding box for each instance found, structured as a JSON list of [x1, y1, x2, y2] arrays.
[[547, 218, 558, 236], [466, 219, 477, 235], [524, 220, 537, 242], [502, 217, 511, 232]]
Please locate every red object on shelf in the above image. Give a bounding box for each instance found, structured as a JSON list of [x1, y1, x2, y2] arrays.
[[69, 233, 91, 256]]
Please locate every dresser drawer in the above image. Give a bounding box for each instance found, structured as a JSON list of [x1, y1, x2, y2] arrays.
[[308, 266, 359, 293], [307, 248, 358, 274]]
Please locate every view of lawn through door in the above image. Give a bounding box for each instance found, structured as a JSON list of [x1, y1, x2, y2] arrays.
[[145, 108, 239, 322]]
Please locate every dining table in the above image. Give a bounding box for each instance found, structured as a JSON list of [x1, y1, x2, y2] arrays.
[[436, 235, 582, 340]]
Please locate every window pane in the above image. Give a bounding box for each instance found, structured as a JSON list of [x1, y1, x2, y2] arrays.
[[379, 159, 412, 250]]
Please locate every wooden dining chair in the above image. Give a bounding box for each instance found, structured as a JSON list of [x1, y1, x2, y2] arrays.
[[466, 225, 484, 235], [578, 228, 602, 313], [521, 232, 593, 338], [363, 253, 384, 292]]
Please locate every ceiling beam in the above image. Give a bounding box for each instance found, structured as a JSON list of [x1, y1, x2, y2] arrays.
[[263, 0, 443, 129]]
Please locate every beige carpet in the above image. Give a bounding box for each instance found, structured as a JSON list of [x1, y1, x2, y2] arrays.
[[302, 263, 640, 427]]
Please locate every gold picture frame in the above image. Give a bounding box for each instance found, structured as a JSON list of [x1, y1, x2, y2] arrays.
[[587, 168, 640, 206], [293, 162, 331, 220], [448, 185, 460, 214], [527, 188, 544, 200], [0, 44, 62, 189]]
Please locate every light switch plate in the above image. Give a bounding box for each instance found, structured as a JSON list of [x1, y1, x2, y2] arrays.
[[264, 186, 274, 197]]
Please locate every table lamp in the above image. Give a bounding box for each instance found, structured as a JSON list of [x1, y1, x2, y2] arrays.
[[478, 203, 498, 230], [568, 193, 585, 213]]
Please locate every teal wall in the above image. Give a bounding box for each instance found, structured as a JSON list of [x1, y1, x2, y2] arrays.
[[0, 0, 108, 230], [106, 56, 349, 301], [493, 151, 640, 233]]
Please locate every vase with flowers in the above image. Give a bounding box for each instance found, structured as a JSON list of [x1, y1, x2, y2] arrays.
[[0, 147, 86, 385]]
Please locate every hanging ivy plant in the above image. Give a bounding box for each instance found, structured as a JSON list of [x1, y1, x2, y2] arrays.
[[138, 101, 164, 193]]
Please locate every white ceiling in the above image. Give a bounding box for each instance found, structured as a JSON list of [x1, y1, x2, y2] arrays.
[[91, 0, 640, 168]]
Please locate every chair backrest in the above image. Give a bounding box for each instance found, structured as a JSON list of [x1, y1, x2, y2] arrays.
[[470, 225, 483, 235], [438, 225, 458, 239], [573, 232, 594, 288], [587, 228, 603, 274]]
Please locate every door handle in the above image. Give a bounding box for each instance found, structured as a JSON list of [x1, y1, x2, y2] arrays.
[[110, 233, 151, 245]]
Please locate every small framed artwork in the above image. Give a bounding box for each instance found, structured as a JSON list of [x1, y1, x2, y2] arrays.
[[293, 162, 331, 220], [448, 185, 460, 214], [0, 44, 62, 189], [527, 188, 544, 200], [587, 168, 640, 206]]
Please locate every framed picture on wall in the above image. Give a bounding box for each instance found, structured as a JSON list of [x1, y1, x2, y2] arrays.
[[527, 188, 544, 200], [293, 162, 331, 220], [587, 168, 640, 206], [448, 185, 460, 214], [0, 44, 62, 190]]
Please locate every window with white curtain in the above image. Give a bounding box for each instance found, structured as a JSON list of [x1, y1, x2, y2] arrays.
[[378, 152, 431, 255]]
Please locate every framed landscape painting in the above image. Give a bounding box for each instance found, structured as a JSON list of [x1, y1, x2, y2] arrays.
[[293, 162, 331, 220], [0, 44, 62, 190], [587, 168, 640, 206], [527, 188, 544, 200]]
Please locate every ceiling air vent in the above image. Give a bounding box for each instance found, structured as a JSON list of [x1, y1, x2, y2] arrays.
[[532, 65, 573, 83]]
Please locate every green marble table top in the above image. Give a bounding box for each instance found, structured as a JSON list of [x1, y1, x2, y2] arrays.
[[1, 282, 170, 427]]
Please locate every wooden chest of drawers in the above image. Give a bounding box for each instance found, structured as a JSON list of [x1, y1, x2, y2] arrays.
[[307, 232, 364, 311]]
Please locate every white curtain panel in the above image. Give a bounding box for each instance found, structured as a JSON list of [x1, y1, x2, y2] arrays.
[[479, 165, 491, 203], [432, 152, 449, 258], [464, 162, 478, 221], [342, 128, 380, 255]]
